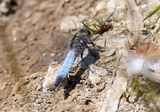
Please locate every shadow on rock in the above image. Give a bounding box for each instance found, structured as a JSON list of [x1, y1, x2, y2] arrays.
[[63, 48, 100, 99]]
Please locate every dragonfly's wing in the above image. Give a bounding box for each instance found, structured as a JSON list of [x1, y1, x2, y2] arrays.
[[50, 30, 69, 63]]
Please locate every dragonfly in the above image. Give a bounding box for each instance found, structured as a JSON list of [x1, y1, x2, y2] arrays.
[[54, 27, 96, 88], [51, 10, 115, 89]]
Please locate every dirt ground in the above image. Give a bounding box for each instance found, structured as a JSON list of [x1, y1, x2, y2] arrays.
[[0, 0, 160, 112]]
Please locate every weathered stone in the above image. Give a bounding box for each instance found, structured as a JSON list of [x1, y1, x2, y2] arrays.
[[0, 2, 9, 14], [42, 62, 60, 92], [88, 65, 107, 86], [98, 71, 127, 112], [96, 1, 107, 11], [60, 16, 83, 32]]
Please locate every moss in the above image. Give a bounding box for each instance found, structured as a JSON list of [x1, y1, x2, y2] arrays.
[[131, 77, 160, 111]]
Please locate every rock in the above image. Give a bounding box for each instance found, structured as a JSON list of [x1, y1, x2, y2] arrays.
[[148, 0, 160, 9], [106, 49, 116, 57], [156, 97, 160, 111], [0, 0, 18, 15], [0, 2, 9, 14], [96, 1, 107, 11], [107, 0, 116, 9], [98, 71, 127, 112], [22, 103, 39, 112], [128, 95, 138, 103], [96, 36, 128, 49], [12, 27, 27, 41], [22, 11, 32, 18], [36, 85, 42, 91], [42, 53, 47, 57], [141, 4, 147, 9], [42, 62, 60, 92], [50, 52, 55, 57], [60, 16, 83, 32], [31, 12, 43, 25], [107, 0, 125, 10], [88, 65, 107, 86]]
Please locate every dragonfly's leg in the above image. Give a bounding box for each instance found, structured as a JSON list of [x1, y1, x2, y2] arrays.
[[82, 21, 98, 33], [95, 18, 103, 26], [89, 37, 105, 52], [67, 73, 71, 80], [80, 51, 94, 73], [88, 40, 96, 48], [104, 6, 116, 23], [103, 38, 106, 51], [92, 35, 100, 41]]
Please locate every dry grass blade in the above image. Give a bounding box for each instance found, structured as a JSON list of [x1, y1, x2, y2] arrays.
[[124, 0, 143, 32], [123, 0, 144, 47]]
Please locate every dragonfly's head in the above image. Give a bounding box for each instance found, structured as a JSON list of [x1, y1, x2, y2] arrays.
[[79, 35, 87, 46], [69, 27, 92, 54], [79, 27, 91, 36], [77, 27, 92, 46]]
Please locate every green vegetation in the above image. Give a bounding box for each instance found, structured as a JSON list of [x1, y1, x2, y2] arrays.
[[132, 77, 160, 111], [143, 5, 160, 21]]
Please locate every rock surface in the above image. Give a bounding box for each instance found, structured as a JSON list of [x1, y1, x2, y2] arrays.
[[0, 0, 160, 112]]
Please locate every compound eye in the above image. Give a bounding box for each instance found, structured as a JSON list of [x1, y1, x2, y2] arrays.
[[81, 28, 89, 32], [87, 30, 91, 35], [80, 28, 85, 32], [80, 39, 83, 44]]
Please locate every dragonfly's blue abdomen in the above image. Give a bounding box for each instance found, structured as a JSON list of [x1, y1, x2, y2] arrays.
[[55, 49, 76, 86]]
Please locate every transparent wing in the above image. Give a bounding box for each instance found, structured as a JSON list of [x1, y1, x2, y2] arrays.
[[50, 29, 70, 63]]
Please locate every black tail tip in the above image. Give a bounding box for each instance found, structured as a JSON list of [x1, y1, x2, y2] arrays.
[[55, 76, 64, 87]]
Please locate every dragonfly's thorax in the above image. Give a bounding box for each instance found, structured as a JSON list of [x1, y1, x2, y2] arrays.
[[69, 28, 92, 56]]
